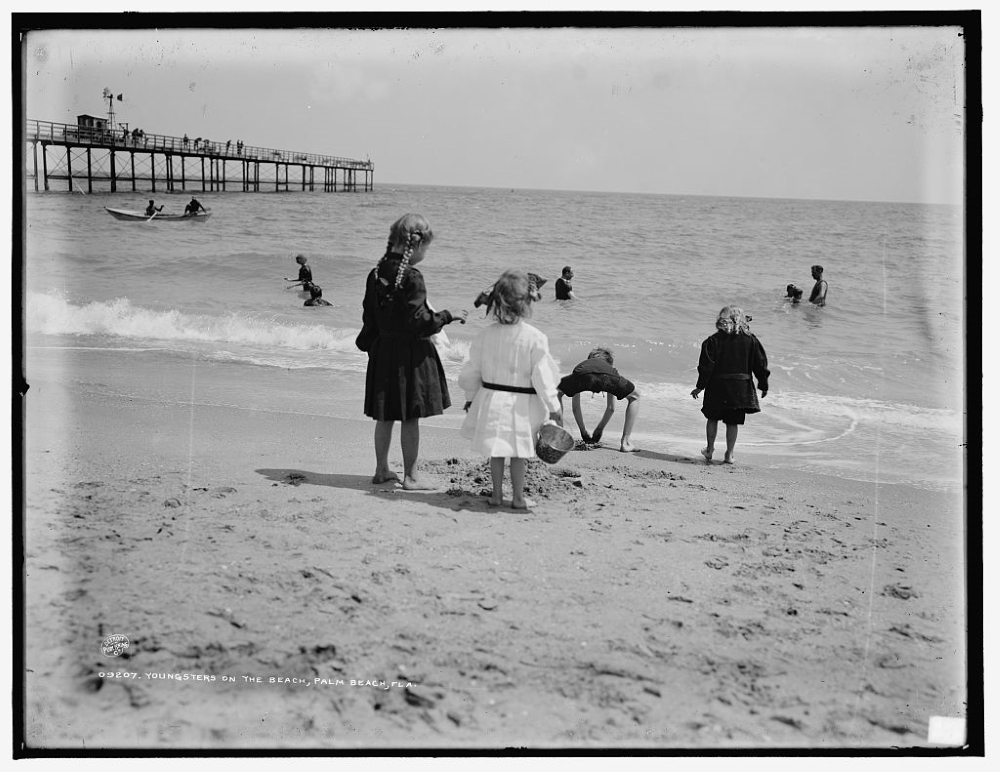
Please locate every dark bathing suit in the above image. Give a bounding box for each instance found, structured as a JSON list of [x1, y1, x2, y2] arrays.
[[558, 358, 635, 400]]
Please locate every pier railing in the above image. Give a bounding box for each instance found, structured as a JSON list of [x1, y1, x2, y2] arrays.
[[26, 119, 373, 171]]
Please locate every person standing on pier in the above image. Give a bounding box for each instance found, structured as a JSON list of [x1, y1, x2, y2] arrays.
[[358, 213, 468, 490]]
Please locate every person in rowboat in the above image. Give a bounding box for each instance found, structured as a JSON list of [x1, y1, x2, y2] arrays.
[[184, 197, 207, 216], [145, 200, 164, 216]]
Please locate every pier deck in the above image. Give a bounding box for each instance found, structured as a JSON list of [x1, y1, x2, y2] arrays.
[[25, 119, 374, 194]]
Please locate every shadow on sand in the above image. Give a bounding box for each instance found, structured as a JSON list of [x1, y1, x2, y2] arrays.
[[572, 446, 709, 467], [255, 467, 493, 513]]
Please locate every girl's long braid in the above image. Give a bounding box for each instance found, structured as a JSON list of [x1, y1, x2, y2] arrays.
[[394, 230, 420, 290]]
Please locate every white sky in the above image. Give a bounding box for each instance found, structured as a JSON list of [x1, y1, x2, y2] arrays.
[[21, 22, 968, 204]]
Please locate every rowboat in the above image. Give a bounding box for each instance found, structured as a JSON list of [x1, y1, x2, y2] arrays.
[[104, 206, 211, 222]]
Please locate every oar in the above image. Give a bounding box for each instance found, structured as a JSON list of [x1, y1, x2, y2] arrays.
[[146, 211, 158, 223]]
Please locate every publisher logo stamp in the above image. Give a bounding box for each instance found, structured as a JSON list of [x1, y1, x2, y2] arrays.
[[101, 634, 130, 657]]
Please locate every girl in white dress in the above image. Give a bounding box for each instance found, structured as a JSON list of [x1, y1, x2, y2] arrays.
[[459, 270, 562, 509]]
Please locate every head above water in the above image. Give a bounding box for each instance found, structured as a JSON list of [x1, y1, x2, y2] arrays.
[[487, 269, 533, 324], [561, 266, 573, 278], [715, 306, 752, 335], [811, 264, 824, 278], [295, 254, 307, 265], [308, 284, 323, 299]]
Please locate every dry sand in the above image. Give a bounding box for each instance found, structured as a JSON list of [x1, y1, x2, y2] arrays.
[[21, 370, 967, 751]]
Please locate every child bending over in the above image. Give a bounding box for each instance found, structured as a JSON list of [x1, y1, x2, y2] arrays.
[[557, 347, 640, 452]]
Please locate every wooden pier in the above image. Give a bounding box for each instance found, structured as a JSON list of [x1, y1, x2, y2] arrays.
[[25, 119, 374, 194]]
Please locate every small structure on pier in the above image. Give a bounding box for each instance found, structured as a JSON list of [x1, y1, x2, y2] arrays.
[[75, 114, 108, 137], [25, 117, 374, 194]]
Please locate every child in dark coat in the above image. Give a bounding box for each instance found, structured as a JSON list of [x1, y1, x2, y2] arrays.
[[690, 306, 769, 464]]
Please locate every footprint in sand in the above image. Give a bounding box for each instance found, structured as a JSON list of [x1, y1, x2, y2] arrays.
[[882, 584, 919, 600]]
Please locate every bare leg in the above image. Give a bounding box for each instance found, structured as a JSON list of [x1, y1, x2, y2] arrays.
[[723, 423, 739, 464], [620, 392, 640, 452], [400, 418, 435, 490], [572, 394, 591, 441], [592, 393, 615, 444], [509, 458, 534, 509], [489, 457, 505, 506], [372, 420, 399, 483], [702, 419, 718, 461]]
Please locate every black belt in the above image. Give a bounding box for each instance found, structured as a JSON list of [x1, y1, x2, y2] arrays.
[[716, 373, 751, 380], [482, 381, 536, 394]]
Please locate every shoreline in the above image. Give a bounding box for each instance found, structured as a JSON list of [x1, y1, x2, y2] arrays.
[[24, 341, 966, 495], [22, 348, 967, 749]]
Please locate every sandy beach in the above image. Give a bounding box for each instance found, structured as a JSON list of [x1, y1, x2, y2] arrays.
[[22, 353, 967, 751]]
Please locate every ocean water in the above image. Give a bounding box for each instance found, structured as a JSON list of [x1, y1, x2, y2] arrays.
[[23, 184, 966, 491]]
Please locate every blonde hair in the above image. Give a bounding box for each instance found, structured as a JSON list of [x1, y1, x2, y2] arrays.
[[487, 270, 533, 324], [715, 306, 751, 335], [375, 213, 435, 291]]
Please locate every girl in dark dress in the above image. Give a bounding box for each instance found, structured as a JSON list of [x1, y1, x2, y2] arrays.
[[690, 306, 770, 465], [358, 213, 467, 489]]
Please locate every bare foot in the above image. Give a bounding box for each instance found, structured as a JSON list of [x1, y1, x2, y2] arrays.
[[723, 455, 735, 465], [620, 439, 638, 453], [701, 447, 714, 462], [487, 497, 503, 507], [371, 471, 400, 484], [401, 476, 439, 491], [511, 498, 536, 510]]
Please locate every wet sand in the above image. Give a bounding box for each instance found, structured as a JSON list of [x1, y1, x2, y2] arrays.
[[22, 360, 967, 750]]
